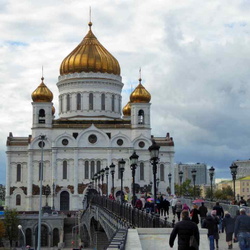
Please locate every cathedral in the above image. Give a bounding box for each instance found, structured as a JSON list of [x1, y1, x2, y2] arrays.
[[5, 21, 175, 211]]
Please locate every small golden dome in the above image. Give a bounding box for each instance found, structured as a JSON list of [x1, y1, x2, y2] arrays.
[[130, 79, 151, 103], [32, 77, 53, 102], [122, 102, 131, 116], [52, 106, 55, 115], [60, 22, 120, 76]]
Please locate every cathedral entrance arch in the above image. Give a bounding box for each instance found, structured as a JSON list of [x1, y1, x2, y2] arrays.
[[35, 224, 49, 247], [60, 191, 70, 211]]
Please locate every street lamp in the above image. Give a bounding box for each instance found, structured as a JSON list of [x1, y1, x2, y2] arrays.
[[168, 173, 172, 195], [178, 171, 183, 197], [156, 178, 160, 193], [100, 169, 105, 194], [230, 163, 238, 200], [105, 166, 109, 195], [97, 171, 101, 191], [18, 225, 26, 250], [37, 134, 46, 250], [110, 163, 116, 197], [130, 151, 139, 206], [209, 166, 215, 201], [119, 159, 125, 202], [148, 140, 160, 213], [191, 169, 197, 199], [94, 173, 98, 189]]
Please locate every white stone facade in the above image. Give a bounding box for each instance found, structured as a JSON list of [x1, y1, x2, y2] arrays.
[[5, 33, 175, 212]]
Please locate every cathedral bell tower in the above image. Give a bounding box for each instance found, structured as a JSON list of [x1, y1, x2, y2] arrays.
[[129, 78, 151, 129], [31, 77, 54, 131]]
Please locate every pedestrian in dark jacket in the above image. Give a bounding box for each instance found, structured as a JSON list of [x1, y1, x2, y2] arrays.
[[169, 210, 200, 250], [176, 200, 183, 221], [161, 197, 170, 217], [234, 208, 250, 250], [198, 202, 208, 227], [190, 204, 199, 224], [222, 212, 235, 249], [213, 202, 224, 232], [202, 211, 219, 250]]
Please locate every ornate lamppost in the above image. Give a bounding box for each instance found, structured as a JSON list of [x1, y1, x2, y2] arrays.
[[230, 163, 238, 201], [94, 173, 98, 189], [105, 166, 109, 195], [209, 166, 215, 201], [119, 159, 125, 202], [148, 140, 160, 213], [97, 171, 101, 193], [168, 173, 172, 195], [110, 163, 115, 197], [130, 151, 139, 206], [100, 169, 105, 194], [178, 170, 183, 197], [37, 134, 46, 250], [191, 169, 197, 199]]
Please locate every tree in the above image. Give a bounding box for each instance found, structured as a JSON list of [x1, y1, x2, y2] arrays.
[[0, 220, 5, 246], [4, 208, 19, 247]]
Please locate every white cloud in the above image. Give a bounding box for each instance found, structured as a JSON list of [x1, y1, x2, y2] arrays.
[[1, 1, 250, 183]]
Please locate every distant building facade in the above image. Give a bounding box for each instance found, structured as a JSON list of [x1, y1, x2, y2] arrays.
[[234, 159, 250, 178], [175, 163, 207, 185]]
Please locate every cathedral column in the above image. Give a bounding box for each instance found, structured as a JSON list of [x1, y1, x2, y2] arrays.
[[51, 149, 57, 209], [170, 153, 175, 195], [72, 149, 79, 210], [26, 151, 33, 210], [5, 152, 11, 207]]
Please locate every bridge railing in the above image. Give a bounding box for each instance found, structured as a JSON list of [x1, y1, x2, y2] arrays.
[[89, 194, 172, 228]]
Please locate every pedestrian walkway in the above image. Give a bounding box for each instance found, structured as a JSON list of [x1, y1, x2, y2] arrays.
[[159, 210, 238, 250]]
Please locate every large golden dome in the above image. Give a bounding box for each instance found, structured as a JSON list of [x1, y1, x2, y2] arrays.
[[122, 102, 131, 116], [130, 79, 151, 103], [60, 22, 120, 76], [32, 77, 53, 102]]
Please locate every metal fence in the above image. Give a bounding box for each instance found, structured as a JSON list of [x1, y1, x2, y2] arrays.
[[89, 194, 172, 229]]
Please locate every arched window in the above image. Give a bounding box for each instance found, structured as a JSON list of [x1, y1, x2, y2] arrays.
[[140, 162, 144, 180], [85, 161, 89, 179], [26, 228, 32, 247], [160, 164, 164, 181], [38, 109, 45, 124], [17, 164, 21, 182], [89, 93, 93, 110], [66, 94, 70, 111], [112, 95, 115, 112], [97, 161, 101, 172], [91, 161, 95, 178], [39, 162, 43, 181], [138, 109, 144, 124], [101, 93, 105, 110], [16, 194, 21, 206], [77, 93, 81, 110], [63, 161, 67, 179]]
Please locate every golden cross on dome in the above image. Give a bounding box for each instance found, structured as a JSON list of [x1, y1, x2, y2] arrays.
[[139, 68, 142, 83]]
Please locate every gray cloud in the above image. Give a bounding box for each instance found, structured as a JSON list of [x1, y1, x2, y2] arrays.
[[1, 1, 250, 183]]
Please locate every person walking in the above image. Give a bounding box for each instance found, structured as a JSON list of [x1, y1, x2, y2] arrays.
[[234, 208, 250, 250], [170, 195, 178, 216], [169, 210, 200, 250], [190, 204, 199, 225], [198, 202, 208, 227], [176, 200, 183, 222], [202, 210, 220, 250], [161, 196, 170, 217], [213, 202, 224, 233], [222, 212, 235, 249]]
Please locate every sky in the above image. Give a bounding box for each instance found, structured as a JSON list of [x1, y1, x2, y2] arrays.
[[1, 0, 250, 184]]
